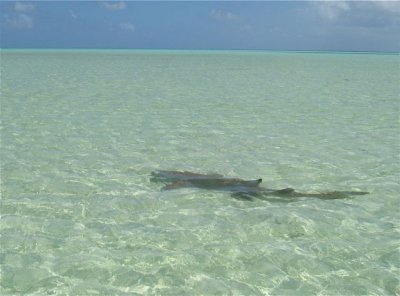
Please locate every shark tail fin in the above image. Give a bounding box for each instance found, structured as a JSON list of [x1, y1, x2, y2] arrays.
[[275, 188, 295, 194]]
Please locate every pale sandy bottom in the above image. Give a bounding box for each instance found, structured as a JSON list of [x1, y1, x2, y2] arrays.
[[1, 50, 399, 295]]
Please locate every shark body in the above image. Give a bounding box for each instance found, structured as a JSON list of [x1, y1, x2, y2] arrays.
[[150, 170, 369, 201]]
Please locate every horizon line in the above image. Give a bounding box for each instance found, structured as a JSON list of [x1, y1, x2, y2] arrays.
[[1, 48, 399, 55]]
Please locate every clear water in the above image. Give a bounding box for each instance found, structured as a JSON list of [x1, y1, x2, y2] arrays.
[[1, 49, 399, 295]]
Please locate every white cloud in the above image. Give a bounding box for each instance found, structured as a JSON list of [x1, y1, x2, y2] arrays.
[[371, 1, 400, 14], [311, 1, 400, 27], [209, 8, 252, 35], [69, 9, 78, 19], [15, 2, 35, 12], [5, 13, 33, 29], [6, 1, 35, 29], [99, 1, 126, 11], [210, 9, 240, 21], [119, 22, 135, 32], [312, 2, 350, 21]]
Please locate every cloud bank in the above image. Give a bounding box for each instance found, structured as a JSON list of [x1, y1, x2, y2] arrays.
[[119, 22, 135, 32], [15, 2, 35, 12], [311, 1, 400, 27], [5, 2, 35, 29], [5, 13, 33, 29], [99, 1, 126, 11], [210, 9, 240, 21]]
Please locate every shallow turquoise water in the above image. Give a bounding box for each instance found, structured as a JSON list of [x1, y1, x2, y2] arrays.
[[1, 50, 399, 295]]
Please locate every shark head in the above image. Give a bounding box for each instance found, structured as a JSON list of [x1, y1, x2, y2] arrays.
[[240, 178, 262, 187]]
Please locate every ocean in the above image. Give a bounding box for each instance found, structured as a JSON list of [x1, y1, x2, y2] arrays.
[[1, 49, 399, 295]]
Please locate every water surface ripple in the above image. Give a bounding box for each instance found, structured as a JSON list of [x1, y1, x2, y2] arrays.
[[1, 50, 399, 295]]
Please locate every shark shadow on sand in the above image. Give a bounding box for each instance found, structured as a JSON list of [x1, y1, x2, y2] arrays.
[[150, 170, 369, 201]]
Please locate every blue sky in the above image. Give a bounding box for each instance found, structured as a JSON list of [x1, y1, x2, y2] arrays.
[[1, 1, 399, 52]]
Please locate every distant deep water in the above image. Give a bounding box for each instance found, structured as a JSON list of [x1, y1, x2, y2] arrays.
[[1, 49, 399, 295]]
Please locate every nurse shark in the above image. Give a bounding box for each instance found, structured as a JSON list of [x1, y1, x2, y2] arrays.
[[150, 170, 369, 201]]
